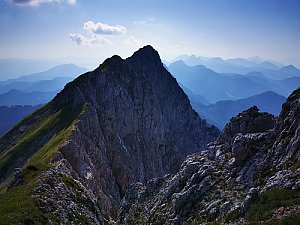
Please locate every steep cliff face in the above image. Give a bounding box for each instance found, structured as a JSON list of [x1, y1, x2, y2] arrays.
[[0, 46, 219, 224], [52, 46, 218, 219], [118, 88, 300, 224]]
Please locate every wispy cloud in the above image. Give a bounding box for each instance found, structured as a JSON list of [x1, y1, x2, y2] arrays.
[[126, 36, 141, 45], [83, 21, 127, 35], [70, 21, 127, 47], [9, 0, 76, 7], [70, 33, 112, 47]]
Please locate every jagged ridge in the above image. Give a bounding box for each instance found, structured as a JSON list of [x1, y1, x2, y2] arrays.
[[118, 88, 300, 224], [0, 46, 219, 224]]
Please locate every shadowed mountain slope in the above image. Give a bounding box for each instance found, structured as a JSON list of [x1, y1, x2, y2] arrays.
[[0, 46, 219, 224]]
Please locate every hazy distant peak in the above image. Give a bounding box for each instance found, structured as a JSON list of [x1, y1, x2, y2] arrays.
[[5, 89, 23, 94], [45, 63, 87, 72], [259, 61, 279, 69], [169, 60, 188, 67], [192, 64, 210, 70], [245, 71, 267, 79], [281, 64, 299, 70], [247, 56, 264, 63], [247, 90, 285, 99], [211, 57, 224, 62]]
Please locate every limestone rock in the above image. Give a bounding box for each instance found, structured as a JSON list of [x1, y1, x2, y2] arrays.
[[118, 88, 300, 224], [0, 46, 219, 223]]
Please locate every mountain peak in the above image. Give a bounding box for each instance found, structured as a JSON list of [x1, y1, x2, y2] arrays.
[[127, 45, 161, 67], [0, 46, 220, 223], [170, 60, 188, 67], [281, 64, 298, 71], [136, 45, 158, 54], [130, 45, 159, 57], [97, 55, 124, 72], [284, 64, 297, 69]]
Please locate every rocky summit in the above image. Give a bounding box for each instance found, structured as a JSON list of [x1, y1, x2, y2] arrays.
[[118, 88, 300, 224], [0, 46, 219, 224]]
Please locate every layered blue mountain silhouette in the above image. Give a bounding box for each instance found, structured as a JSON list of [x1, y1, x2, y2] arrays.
[[0, 56, 299, 136], [167, 55, 291, 75], [168, 60, 300, 103], [0, 64, 87, 136], [0, 105, 41, 136], [0, 64, 87, 105], [194, 91, 286, 129]]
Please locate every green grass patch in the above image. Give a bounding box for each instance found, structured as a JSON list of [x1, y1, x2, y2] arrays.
[[0, 183, 51, 225], [225, 209, 244, 223], [60, 174, 84, 193], [0, 103, 51, 143], [75, 213, 90, 224], [259, 211, 300, 225], [0, 103, 88, 224], [246, 188, 300, 222], [0, 103, 87, 182]]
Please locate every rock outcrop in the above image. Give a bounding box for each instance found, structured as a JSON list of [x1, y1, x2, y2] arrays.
[[118, 88, 300, 224], [0, 46, 219, 224]]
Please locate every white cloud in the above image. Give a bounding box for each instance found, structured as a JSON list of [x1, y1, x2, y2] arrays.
[[70, 33, 112, 47], [83, 21, 127, 35], [126, 36, 141, 45], [70, 21, 127, 47], [9, 0, 76, 6]]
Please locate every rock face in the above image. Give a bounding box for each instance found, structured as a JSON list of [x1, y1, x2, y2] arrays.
[[0, 46, 219, 224], [54, 46, 219, 220], [118, 88, 300, 224]]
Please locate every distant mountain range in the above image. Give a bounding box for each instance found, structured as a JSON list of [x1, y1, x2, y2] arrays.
[[178, 83, 210, 106], [168, 60, 295, 129], [7, 64, 87, 83], [0, 89, 57, 106], [0, 64, 87, 134], [0, 63, 86, 85], [0, 57, 298, 138], [168, 60, 300, 103], [166, 55, 300, 77], [0, 64, 87, 105], [0, 59, 65, 81], [0, 59, 89, 81], [0, 105, 41, 136], [193, 91, 286, 129], [0, 77, 73, 94]]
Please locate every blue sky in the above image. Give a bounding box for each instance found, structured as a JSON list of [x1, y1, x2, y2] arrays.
[[0, 0, 300, 68]]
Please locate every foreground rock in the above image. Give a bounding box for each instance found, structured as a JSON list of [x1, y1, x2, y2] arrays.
[[118, 88, 300, 224]]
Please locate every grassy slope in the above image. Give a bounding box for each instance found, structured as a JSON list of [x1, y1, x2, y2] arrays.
[[246, 188, 300, 224], [0, 103, 88, 225], [0, 103, 53, 181]]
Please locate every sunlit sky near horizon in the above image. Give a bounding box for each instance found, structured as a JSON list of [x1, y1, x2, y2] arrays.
[[0, 0, 300, 68]]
